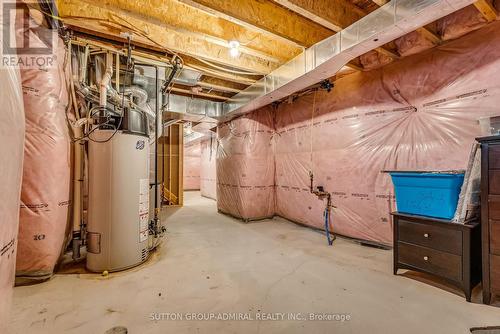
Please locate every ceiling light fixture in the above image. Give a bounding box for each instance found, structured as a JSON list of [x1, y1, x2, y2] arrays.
[[228, 40, 240, 58]]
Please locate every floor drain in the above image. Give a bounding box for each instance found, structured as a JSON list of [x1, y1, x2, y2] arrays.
[[105, 326, 128, 334]]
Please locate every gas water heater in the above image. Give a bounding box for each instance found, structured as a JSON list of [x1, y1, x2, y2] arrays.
[[87, 113, 150, 272]]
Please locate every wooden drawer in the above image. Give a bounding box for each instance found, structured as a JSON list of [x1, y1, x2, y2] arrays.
[[489, 144, 500, 169], [489, 195, 500, 220], [490, 170, 500, 194], [398, 242, 462, 282], [398, 219, 462, 255], [491, 221, 500, 256], [491, 254, 500, 293]]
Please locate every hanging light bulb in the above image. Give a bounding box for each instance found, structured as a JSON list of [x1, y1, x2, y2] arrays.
[[228, 40, 240, 58]]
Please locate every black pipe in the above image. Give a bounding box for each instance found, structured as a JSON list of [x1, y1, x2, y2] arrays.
[[137, 61, 180, 230], [155, 65, 159, 221]]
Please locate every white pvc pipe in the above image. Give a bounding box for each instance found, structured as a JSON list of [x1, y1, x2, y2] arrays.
[[99, 53, 113, 108]]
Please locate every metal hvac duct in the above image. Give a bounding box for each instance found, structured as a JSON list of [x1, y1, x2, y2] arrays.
[[216, 0, 476, 121], [161, 1, 475, 124]]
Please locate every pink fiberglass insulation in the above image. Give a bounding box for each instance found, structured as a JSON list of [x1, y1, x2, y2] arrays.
[[0, 24, 25, 332], [437, 4, 489, 41], [394, 30, 436, 57], [200, 134, 217, 200], [217, 21, 500, 244], [276, 21, 500, 245], [16, 17, 71, 278], [361, 4, 497, 70], [217, 107, 275, 220], [184, 140, 201, 190]]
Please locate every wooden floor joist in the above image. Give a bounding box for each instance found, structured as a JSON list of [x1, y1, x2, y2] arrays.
[[474, 0, 498, 22], [415, 27, 442, 45], [57, 0, 279, 75], [71, 34, 255, 93], [271, 0, 367, 32], [177, 0, 334, 48], [346, 62, 364, 72], [375, 47, 400, 59], [370, 0, 388, 5], [168, 86, 230, 101], [67, 0, 301, 64]]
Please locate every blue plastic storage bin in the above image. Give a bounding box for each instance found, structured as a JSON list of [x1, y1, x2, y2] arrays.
[[389, 172, 465, 219]]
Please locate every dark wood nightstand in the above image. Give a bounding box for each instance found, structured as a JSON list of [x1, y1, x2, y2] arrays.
[[478, 135, 500, 304], [392, 212, 481, 302]]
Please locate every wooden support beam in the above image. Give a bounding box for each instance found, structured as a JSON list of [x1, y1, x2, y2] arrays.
[[69, 0, 301, 63], [371, 0, 389, 6], [474, 0, 498, 22], [346, 62, 363, 72], [71, 33, 259, 88], [271, 0, 367, 32], [180, 55, 260, 86], [198, 77, 248, 94], [415, 27, 442, 45], [169, 87, 229, 101], [197, 82, 241, 94], [177, 0, 334, 47], [272, 0, 400, 61], [369, 1, 442, 45], [375, 47, 400, 59], [57, 0, 277, 74], [173, 83, 234, 98]]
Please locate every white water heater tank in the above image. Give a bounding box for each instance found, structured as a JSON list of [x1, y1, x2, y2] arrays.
[[87, 130, 150, 272]]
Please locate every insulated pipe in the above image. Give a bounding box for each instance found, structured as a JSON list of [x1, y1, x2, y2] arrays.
[[132, 76, 149, 89], [99, 53, 113, 108], [124, 86, 148, 106]]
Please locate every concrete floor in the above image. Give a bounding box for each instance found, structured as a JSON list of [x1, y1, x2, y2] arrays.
[[8, 191, 500, 334]]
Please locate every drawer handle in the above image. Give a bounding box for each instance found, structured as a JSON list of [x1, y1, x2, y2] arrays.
[[423, 256, 429, 261], [424, 233, 429, 238]]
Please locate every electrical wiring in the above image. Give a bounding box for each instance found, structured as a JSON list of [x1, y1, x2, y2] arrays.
[[194, 57, 262, 76]]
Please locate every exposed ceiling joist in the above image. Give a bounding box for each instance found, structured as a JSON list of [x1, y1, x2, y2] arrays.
[[375, 47, 400, 59], [169, 86, 229, 101], [197, 82, 241, 94], [172, 83, 233, 99], [346, 62, 363, 71], [179, 55, 260, 86], [73, 0, 301, 63], [57, 0, 277, 74], [474, 0, 498, 21], [273, 0, 400, 61], [369, 0, 442, 44], [71, 32, 257, 92], [197, 78, 247, 94], [370, 0, 388, 5], [415, 27, 442, 45], [271, 0, 366, 32], [186, 63, 257, 86], [177, 0, 334, 47]]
